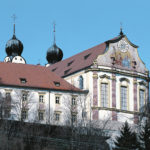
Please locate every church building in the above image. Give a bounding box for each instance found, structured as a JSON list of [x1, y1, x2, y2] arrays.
[[0, 22, 149, 132], [49, 29, 149, 127]]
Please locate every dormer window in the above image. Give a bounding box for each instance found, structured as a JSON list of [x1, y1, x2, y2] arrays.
[[54, 81, 60, 87], [52, 68, 57, 72], [20, 78, 27, 84], [84, 53, 91, 60], [67, 60, 74, 66], [64, 69, 71, 75]]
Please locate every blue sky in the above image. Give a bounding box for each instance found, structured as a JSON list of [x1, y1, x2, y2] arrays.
[[0, 0, 150, 70]]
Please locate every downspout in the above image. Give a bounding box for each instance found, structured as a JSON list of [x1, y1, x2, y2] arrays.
[[49, 90, 51, 124]]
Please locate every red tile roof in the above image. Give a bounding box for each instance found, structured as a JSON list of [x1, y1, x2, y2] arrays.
[[0, 62, 82, 92], [49, 42, 107, 77]]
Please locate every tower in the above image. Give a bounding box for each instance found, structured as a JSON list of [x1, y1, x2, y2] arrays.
[[4, 15, 26, 64], [46, 23, 63, 66]]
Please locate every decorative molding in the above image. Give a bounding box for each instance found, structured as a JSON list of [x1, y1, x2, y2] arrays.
[[120, 77, 130, 83], [92, 106, 139, 115], [38, 92, 46, 95], [54, 111, 62, 114], [112, 75, 116, 81], [139, 81, 147, 86], [99, 74, 110, 79], [85, 68, 149, 80], [93, 74, 98, 79], [4, 89, 12, 92]]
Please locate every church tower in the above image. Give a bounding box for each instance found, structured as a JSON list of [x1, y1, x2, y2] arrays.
[[46, 23, 63, 67], [4, 15, 26, 64]]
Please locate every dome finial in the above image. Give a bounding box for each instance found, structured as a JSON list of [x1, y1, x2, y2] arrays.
[[120, 22, 124, 36], [11, 14, 17, 36], [53, 21, 56, 44]]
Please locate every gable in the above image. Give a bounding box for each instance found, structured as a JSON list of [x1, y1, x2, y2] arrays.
[[96, 36, 148, 74]]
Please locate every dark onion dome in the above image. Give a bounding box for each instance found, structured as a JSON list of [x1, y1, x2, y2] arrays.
[[5, 34, 23, 56], [46, 43, 63, 64]]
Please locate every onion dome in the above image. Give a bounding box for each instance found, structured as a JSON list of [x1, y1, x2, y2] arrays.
[[5, 34, 23, 56], [46, 43, 63, 64]]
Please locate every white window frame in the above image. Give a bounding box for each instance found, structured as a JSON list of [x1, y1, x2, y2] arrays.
[[100, 83, 109, 107], [120, 86, 128, 110]]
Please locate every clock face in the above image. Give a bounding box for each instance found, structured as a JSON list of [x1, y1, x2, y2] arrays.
[[118, 40, 129, 52]]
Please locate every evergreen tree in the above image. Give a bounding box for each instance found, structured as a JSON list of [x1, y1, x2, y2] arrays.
[[139, 120, 150, 150], [113, 121, 139, 150]]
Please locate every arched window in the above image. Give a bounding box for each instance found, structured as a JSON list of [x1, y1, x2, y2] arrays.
[[79, 76, 83, 89]]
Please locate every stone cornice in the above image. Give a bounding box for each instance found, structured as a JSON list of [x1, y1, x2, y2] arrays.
[[92, 106, 140, 115], [85, 68, 149, 81]]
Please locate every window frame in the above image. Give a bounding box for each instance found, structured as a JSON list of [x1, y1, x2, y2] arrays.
[[99, 76, 110, 108], [55, 95, 61, 104], [21, 109, 28, 120], [138, 88, 146, 112], [54, 112, 60, 121], [38, 111, 44, 121], [4, 109, 10, 118], [72, 97, 76, 106], [79, 76, 84, 89], [100, 82, 109, 107], [39, 95, 44, 103], [119, 78, 130, 111], [22, 93, 28, 101], [120, 86, 128, 110], [72, 114, 77, 123]]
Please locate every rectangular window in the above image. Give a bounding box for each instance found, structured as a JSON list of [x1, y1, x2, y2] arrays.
[[21, 110, 28, 120], [82, 111, 87, 119], [55, 96, 60, 104], [100, 83, 108, 107], [72, 114, 77, 123], [139, 89, 145, 111], [39, 95, 44, 103], [39, 111, 44, 120], [121, 86, 127, 110], [72, 97, 76, 106], [6, 92, 10, 98], [22, 93, 27, 101], [4, 109, 10, 118], [5, 92, 11, 101], [55, 113, 60, 121]]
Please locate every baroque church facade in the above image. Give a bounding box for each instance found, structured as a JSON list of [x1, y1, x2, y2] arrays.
[[0, 23, 149, 132]]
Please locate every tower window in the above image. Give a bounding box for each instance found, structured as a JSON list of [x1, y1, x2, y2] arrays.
[[79, 76, 84, 89], [100, 83, 108, 107], [121, 86, 127, 110]]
